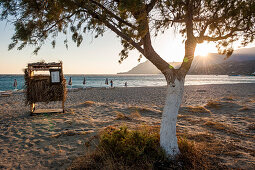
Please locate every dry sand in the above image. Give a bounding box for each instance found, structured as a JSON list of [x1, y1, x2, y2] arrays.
[[0, 83, 254, 169]]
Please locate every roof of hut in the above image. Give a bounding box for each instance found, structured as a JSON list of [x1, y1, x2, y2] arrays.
[[27, 62, 62, 71], [24, 61, 66, 105]]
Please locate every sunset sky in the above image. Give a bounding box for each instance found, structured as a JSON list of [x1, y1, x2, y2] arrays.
[[0, 20, 234, 74]]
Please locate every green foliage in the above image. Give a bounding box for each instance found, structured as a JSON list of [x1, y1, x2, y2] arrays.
[[99, 126, 164, 164], [69, 126, 211, 170], [1, 0, 255, 61]]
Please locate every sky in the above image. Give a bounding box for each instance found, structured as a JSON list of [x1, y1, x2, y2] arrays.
[[0, 20, 230, 74]]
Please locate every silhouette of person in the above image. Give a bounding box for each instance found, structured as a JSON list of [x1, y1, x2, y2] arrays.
[[124, 82, 127, 87], [110, 80, 113, 88], [13, 79, 17, 89]]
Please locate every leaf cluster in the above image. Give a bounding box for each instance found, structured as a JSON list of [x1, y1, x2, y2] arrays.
[[99, 126, 164, 164], [1, 0, 255, 59], [154, 0, 255, 57]]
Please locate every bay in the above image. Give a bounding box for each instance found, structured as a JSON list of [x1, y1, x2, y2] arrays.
[[0, 74, 255, 92]]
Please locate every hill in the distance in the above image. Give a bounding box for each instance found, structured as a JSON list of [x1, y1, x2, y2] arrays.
[[118, 47, 255, 75]]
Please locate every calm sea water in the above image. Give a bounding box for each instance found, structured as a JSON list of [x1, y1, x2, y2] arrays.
[[0, 74, 255, 92]]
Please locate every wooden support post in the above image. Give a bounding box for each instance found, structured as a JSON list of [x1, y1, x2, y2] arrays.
[[30, 103, 35, 113], [62, 100, 65, 113]]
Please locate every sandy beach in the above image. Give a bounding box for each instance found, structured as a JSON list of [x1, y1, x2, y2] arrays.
[[0, 83, 254, 169]]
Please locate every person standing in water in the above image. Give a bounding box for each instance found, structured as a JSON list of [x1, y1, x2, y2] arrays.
[[105, 78, 108, 85], [13, 79, 17, 90], [124, 82, 127, 87], [68, 77, 72, 89], [110, 80, 113, 88]]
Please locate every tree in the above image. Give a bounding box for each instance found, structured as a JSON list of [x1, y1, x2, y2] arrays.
[[1, 0, 255, 157]]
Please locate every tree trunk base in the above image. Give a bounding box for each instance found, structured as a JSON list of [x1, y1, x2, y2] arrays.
[[160, 79, 184, 157]]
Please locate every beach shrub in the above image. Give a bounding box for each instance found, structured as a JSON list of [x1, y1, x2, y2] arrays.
[[205, 100, 221, 108], [114, 111, 131, 120], [239, 106, 251, 111], [130, 110, 141, 118], [83, 100, 96, 106], [99, 126, 163, 164], [204, 121, 229, 131], [222, 96, 235, 101], [128, 106, 160, 114], [185, 106, 211, 114], [69, 126, 210, 170], [177, 137, 209, 169]]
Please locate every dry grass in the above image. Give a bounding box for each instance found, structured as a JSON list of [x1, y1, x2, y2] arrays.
[[184, 106, 211, 114], [183, 132, 215, 143], [222, 96, 235, 101], [237, 117, 255, 122], [205, 100, 221, 108], [181, 117, 206, 124], [248, 98, 255, 103], [248, 123, 255, 130], [128, 106, 160, 113], [69, 126, 211, 170], [204, 121, 244, 136], [83, 101, 96, 106], [65, 108, 75, 114], [129, 110, 141, 119], [177, 137, 210, 169], [114, 111, 131, 120], [206, 141, 239, 157], [239, 106, 252, 111], [177, 114, 191, 119], [51, 130, 89, 138], [204, 121, 230, 131]]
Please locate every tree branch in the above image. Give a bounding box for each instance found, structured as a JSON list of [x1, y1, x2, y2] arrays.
[[82, 8, 144, 55], [146, 0, 158, 13], [41, 12, 76, 36], [197, 28, 246, 42], [88, 0, 136, 29]]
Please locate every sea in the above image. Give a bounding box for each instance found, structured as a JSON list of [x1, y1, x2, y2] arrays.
[[0, 74, 255, 92]]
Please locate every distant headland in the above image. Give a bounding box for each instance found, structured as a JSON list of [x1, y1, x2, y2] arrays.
[[118, 47, 255, 75]]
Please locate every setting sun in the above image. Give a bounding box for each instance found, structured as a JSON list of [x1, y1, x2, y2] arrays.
[[195, 43, 217, 57]]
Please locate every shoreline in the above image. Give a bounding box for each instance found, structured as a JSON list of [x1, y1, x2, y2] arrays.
[[1, 82, 255, 94]]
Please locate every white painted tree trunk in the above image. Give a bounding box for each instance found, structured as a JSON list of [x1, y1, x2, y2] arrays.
[[160, 79, 185, 157]]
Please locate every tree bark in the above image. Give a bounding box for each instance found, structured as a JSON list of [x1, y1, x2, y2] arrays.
[[160, 39, 196, 158], [160, 78, 184, 157]]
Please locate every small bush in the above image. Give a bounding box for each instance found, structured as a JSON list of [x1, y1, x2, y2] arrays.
[[186, 132, 215, 143], [222, 96, 235, 101], [185, 106, 211, 114], [99, 126, 164, 164], [114, 111, 131, 120], [204, 121, 229, 131], [83, 101, 96, 106], [130, 110, 141, 119], [69, 126, 211, 170], [177, 137, 209, 169], [206, 100, 221, 108]]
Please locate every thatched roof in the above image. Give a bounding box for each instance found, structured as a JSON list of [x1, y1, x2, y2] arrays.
[[24, 62, 66, 105], [27, 62, 62, 71]]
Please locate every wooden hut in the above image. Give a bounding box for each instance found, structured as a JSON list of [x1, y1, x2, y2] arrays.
[[24, 62, 66, 113]]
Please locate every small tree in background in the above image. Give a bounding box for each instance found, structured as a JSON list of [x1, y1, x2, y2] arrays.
[[1, 0, 255, 157]]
